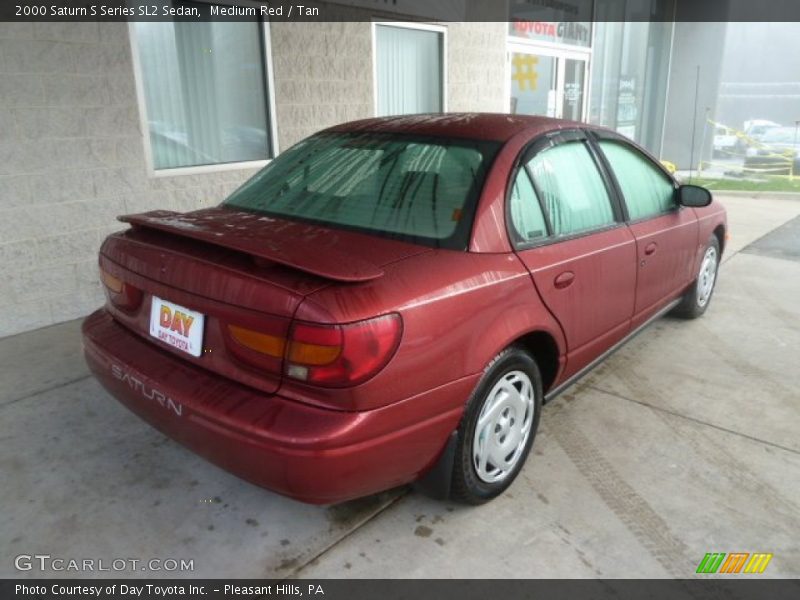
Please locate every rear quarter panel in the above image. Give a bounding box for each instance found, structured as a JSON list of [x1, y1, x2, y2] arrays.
[[281, 250, 565, 412]]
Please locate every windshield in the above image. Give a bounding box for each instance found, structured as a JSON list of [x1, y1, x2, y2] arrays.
[[223, 132, 501, 250]]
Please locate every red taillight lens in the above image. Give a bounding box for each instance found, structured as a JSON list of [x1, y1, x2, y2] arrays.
[[287, 323, 342, 366], [100, 267, 142, 311], [285, 314, 402, 387]]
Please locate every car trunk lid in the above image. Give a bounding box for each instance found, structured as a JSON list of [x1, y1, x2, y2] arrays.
[[119, 207, 387, 282], [100, 206, 429, 394]]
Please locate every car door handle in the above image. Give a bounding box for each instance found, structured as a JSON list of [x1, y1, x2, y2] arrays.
[[644, 242, 658, 256], [554, 271, 575, 289]]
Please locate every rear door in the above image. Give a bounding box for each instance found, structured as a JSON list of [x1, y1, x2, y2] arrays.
[[510, 130, 637, 379], [591, 133, 698, 328]]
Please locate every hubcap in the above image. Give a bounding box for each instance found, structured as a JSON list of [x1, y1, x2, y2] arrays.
[[697, 246, 718, 307], [472, 370, 535, 483]]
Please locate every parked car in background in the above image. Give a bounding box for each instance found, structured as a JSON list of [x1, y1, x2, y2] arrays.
[[713, 124, 738, 157], [743, 119, 782, 141], [737, 119, 782, 153], [83, 114, 727, 505], [744, 126, 800, 174]]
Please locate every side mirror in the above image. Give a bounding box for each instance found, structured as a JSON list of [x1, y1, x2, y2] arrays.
[[677, 184, 712, 207]]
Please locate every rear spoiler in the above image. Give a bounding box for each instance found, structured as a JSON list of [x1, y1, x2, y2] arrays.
[[118, 210, 384, 283]]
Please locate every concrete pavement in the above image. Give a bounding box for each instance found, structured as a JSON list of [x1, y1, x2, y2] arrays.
[[1, 194, 799, 578]]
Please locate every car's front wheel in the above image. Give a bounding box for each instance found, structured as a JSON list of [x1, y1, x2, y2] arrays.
[[673, 235, 721, 319], [450, 346, 542, 504]]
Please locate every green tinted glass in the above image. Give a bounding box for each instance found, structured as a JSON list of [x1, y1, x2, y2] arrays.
[[527, 141, 615, 236], [224, 133, 500, 249], [599, 140, 675, 220], [509, 169, 548, 243]]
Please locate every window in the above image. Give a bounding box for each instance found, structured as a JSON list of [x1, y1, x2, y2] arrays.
[[527, 142, 616, 236], [599, 140, 675, 221], [588, 16, 673, 155], [374, 23, 445, 117], [132, 4, 275, 172], [223, 133, 501, 250], [509, 169, 548, 243]]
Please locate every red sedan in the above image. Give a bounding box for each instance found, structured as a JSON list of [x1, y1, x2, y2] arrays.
[[83, 114, 727, 505]]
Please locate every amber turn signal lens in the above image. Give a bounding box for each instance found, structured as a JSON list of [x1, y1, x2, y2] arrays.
[[228, 325, 286, 358], [286, 322, 343, 366], [287, 341, 342, 366], [100, 269, 124, 293], [99, 267, 143, 311]]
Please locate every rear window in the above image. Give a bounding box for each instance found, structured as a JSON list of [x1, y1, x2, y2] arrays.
[[223, 132, 501, 249]]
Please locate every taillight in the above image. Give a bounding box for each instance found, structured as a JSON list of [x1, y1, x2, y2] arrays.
[[100, 267, 142, 311], [225, 313, 402, 387], [225, 319, 288, 375], [285, 314, 402, 387], [100, 269, 123, 293], [228, 325, 285, 358]]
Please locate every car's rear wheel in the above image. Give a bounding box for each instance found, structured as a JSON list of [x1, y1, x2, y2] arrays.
[[673, 235, 721, 319], [450, 346, 542, 504]]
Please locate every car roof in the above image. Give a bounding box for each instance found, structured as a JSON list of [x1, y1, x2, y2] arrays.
[[324, 113, 587, 143]]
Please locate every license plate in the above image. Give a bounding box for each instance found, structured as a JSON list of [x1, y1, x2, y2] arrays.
[[149, 296, 205, 357]]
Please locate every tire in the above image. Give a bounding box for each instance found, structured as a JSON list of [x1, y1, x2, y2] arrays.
[[450, 346, 543, 505], [673, 235, 721, 319]]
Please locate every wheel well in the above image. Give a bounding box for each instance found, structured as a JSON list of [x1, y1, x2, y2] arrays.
[[514, 331, 560, 393], [713, 224, 726, 255]]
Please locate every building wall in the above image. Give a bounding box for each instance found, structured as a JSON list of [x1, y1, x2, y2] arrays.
[[661, 21, 728, 169], [270, 21, 374, 152], [0, 20, 506, 338], [0, 22, 257, 338], [446, 22, 507, 113], [269, 21, 507, 152]]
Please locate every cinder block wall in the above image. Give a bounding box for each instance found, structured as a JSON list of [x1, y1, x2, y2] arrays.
[[269, 21, 374, 151], [0, 20, 506, 338], [447, 22, 507, 113], [0, 22, 258, 337], [270, 21, 507, 151]]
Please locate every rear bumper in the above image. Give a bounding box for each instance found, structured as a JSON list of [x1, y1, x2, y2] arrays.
[[82, 309, 471, 504]]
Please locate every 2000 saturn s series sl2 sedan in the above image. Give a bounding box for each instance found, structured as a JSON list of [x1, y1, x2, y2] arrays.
[[82, 114, 727, 505]]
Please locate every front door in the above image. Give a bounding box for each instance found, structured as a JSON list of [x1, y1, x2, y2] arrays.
[[593, 135, 699, 327]]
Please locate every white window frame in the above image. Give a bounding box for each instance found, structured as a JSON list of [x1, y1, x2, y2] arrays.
[[128, 15, 279, 178], [371, 21, 448, 117]]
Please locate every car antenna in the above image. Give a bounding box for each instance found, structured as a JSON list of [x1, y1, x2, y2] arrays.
[[688, 65, 701, 184]]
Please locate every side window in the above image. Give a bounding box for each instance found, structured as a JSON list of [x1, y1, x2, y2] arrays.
[[599, 140, 676, 221], [527, 141, 616, 236], [509, 169, 548, 243]]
